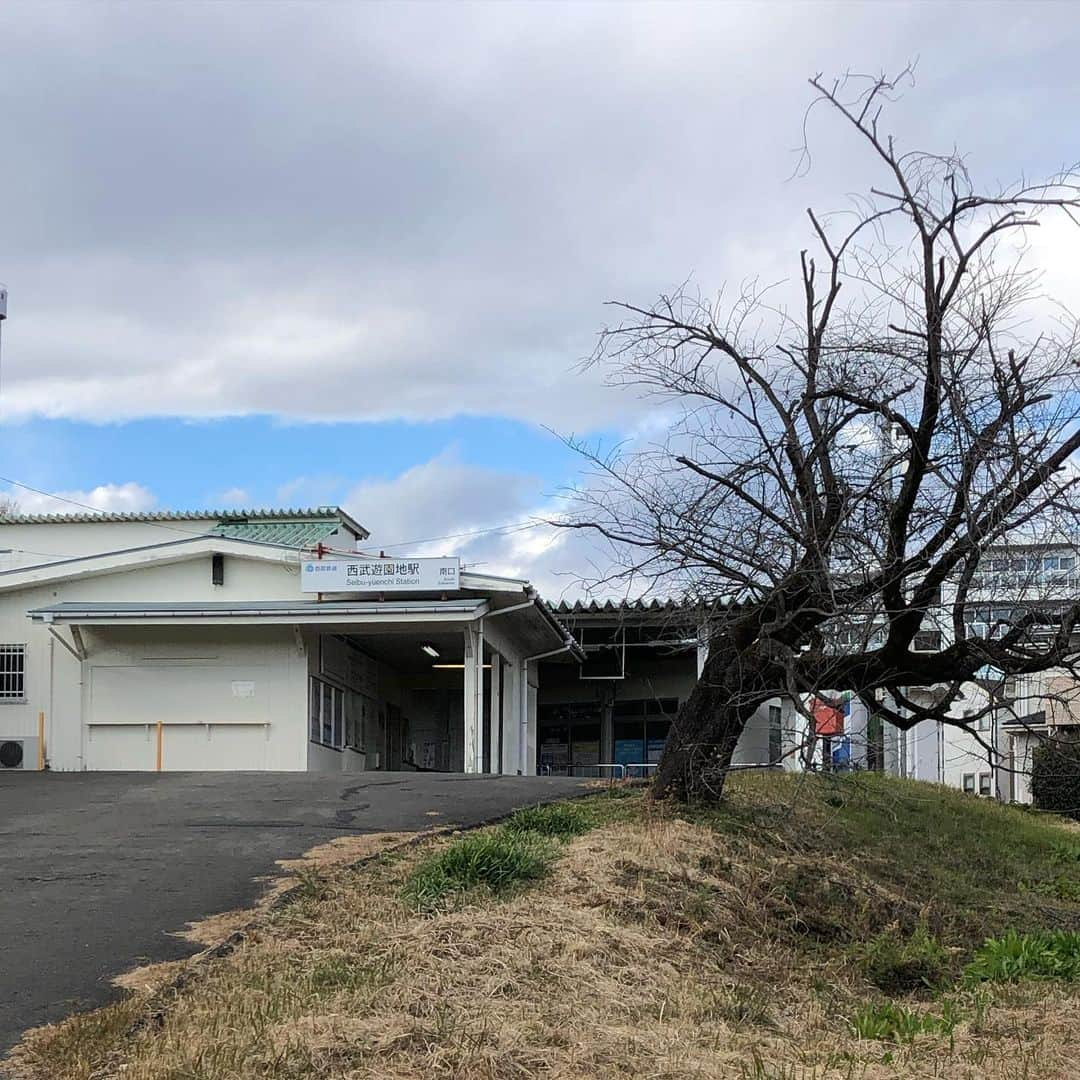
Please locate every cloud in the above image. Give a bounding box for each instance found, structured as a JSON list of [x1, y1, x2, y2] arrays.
[[214, 487, 250, 508], [1, 4, 1078, 431], [336, 448, 627, 600], [344, 450, 539, 555], [0, 481, 157, 517]]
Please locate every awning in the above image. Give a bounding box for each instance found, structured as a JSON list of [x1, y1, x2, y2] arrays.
[[28, 598, 488, 627]]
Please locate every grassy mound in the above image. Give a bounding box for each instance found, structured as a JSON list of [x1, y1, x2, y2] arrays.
[[9, 773, 1080, 1079]]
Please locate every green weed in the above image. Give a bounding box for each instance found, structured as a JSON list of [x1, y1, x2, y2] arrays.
[[851, 922, 949, 994], [849, 999, 960, 1042], [964, 929, 1080, 983], [402, 827, 557, 910], [504, 801, 594, 839]]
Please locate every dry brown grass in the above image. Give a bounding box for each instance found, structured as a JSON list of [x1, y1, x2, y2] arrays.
[[7, 782, 1080, 1079]]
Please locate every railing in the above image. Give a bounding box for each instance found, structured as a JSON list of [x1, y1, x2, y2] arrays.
[[538, 762, 659, 782]]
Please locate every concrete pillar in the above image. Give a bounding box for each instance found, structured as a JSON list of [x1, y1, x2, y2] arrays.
[[463, 623, 484, 774], [518, 658, 530, 775], [500, 658, 520, 775], [489, 653, 502, 774]]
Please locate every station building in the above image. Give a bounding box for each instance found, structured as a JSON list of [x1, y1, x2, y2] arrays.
[[0, 507, 579, 774]]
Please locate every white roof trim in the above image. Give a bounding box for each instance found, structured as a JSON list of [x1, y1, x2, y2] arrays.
[[0, 535, 300, 592], [29, 598, 489, 627], [459, 570, 530, 593]]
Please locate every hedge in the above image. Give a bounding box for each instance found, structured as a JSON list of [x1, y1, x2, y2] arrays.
[[1031, 738, 1080, 820]]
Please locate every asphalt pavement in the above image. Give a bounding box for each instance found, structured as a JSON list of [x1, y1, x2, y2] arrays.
[[0, 771, 586, 1054]]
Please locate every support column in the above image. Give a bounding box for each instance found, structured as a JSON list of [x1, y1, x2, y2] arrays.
[[502, 659, 520, 775], [518, 658, 530, 776], [489, 654, 502, 774], [463, 624, 484, 774]]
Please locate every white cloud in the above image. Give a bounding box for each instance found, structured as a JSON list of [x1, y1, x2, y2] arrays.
[[0, 481, 157, 517], [214, 486, 250, 507], [337, 448, 623, 600], [1, 5, 1077, 431]]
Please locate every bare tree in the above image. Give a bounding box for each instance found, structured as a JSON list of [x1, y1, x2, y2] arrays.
[[0, 496, 18, 520], [566, 70, 1080, 801]]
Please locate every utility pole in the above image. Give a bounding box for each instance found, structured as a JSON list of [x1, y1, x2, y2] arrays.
[[0, 283, 7, 394]]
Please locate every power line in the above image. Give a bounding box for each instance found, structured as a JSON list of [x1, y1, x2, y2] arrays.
[[0, 476, 239, 540], [369, 517, 553, 553], [0, 474, 564, 555]]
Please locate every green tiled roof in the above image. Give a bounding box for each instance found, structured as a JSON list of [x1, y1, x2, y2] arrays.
[[210, 518, 343, 546]]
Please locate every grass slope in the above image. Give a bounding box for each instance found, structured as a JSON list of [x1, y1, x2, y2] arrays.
[[8, 774, 1080, 1079]]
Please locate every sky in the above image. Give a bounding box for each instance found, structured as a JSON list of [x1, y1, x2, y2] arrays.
[[1, 1, 1079, 599]]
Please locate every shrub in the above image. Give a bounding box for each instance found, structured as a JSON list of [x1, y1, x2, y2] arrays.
[[964, 929, 1080, 983], [505, 801, 593, 839], [1030, 739, 1080, 821], [849, 1000, 959, 1042], [851, 923, 949, 995], [402, 828, 557, 910]]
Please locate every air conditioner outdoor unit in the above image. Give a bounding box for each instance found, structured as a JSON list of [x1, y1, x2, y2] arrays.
[[0, 737, 38, 770]]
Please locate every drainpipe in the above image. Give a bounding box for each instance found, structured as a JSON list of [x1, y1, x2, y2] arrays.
[[484, 589, 575, 774], [519, 638, 576, 775]]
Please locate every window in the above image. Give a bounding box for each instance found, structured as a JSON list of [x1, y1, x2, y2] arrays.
[[962, 773, 976, 794], [979, 772, 993, 797], [612, 698, 677, 770], [768, 704, 783, 765], [0, 644, 25, 701], [310, 677, 345, 750], [977, 713, 991, 732]]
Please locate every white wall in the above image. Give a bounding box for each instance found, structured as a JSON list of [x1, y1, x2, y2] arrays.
[[0, 552, 311, 770], [0, 519, 219, 571], [80, 625, 307, 771]]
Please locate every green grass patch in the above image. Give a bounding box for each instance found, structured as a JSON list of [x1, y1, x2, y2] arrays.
[[694, 772, 1080, 956], [402, 827, 558, 910], [849, 999, 960, 1042], [504, 801, 595, 839], [964, 929, 1080, 984], [851, 922, 949, 995]]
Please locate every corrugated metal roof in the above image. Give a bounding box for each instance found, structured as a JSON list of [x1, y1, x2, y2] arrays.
[[209, 519, 342, 546], [552, 598, 697, 614]]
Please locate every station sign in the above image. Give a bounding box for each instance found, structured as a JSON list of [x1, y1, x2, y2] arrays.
[[301, 556, 460, 593]]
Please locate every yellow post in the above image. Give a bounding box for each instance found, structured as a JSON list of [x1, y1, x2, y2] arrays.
[[155, 720, 164, 772], [37, 711, 45, 771]]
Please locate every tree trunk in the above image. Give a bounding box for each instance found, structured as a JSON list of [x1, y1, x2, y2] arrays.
[[651, 639, 772, 802]]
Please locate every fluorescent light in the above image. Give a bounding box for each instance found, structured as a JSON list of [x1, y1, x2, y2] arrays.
[[431, 663, 492, 670], [420, 643, 440, 659]]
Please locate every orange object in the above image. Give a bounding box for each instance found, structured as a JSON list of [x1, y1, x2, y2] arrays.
[[155, 721, 164, 772], [812, 698, 844, 736]]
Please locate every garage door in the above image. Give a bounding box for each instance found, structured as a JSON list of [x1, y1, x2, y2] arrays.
[[86, 664, 271, 771]]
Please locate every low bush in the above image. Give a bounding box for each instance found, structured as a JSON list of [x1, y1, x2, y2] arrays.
[[964, 929, 1080, 983], [504, 801, 594, 839], [402, 828, 557, 910], [851, 922, 950, 995], [1030, 739, 1080, 821], [849, 1000, 959, 1042]]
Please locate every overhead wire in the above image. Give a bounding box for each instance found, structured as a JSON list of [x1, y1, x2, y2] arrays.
[[0, 475, 562, 557]]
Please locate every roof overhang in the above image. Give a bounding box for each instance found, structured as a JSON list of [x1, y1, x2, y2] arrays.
[[28, 598, 488, 628]]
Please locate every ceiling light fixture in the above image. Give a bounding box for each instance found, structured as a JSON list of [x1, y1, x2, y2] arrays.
[[420, 643, 440, 659]]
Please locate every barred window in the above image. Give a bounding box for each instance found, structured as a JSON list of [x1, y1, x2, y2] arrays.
[[0, 645, 26, 701]]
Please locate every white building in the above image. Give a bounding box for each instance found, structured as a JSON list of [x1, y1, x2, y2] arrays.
[[0, 508, 578, 774]]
